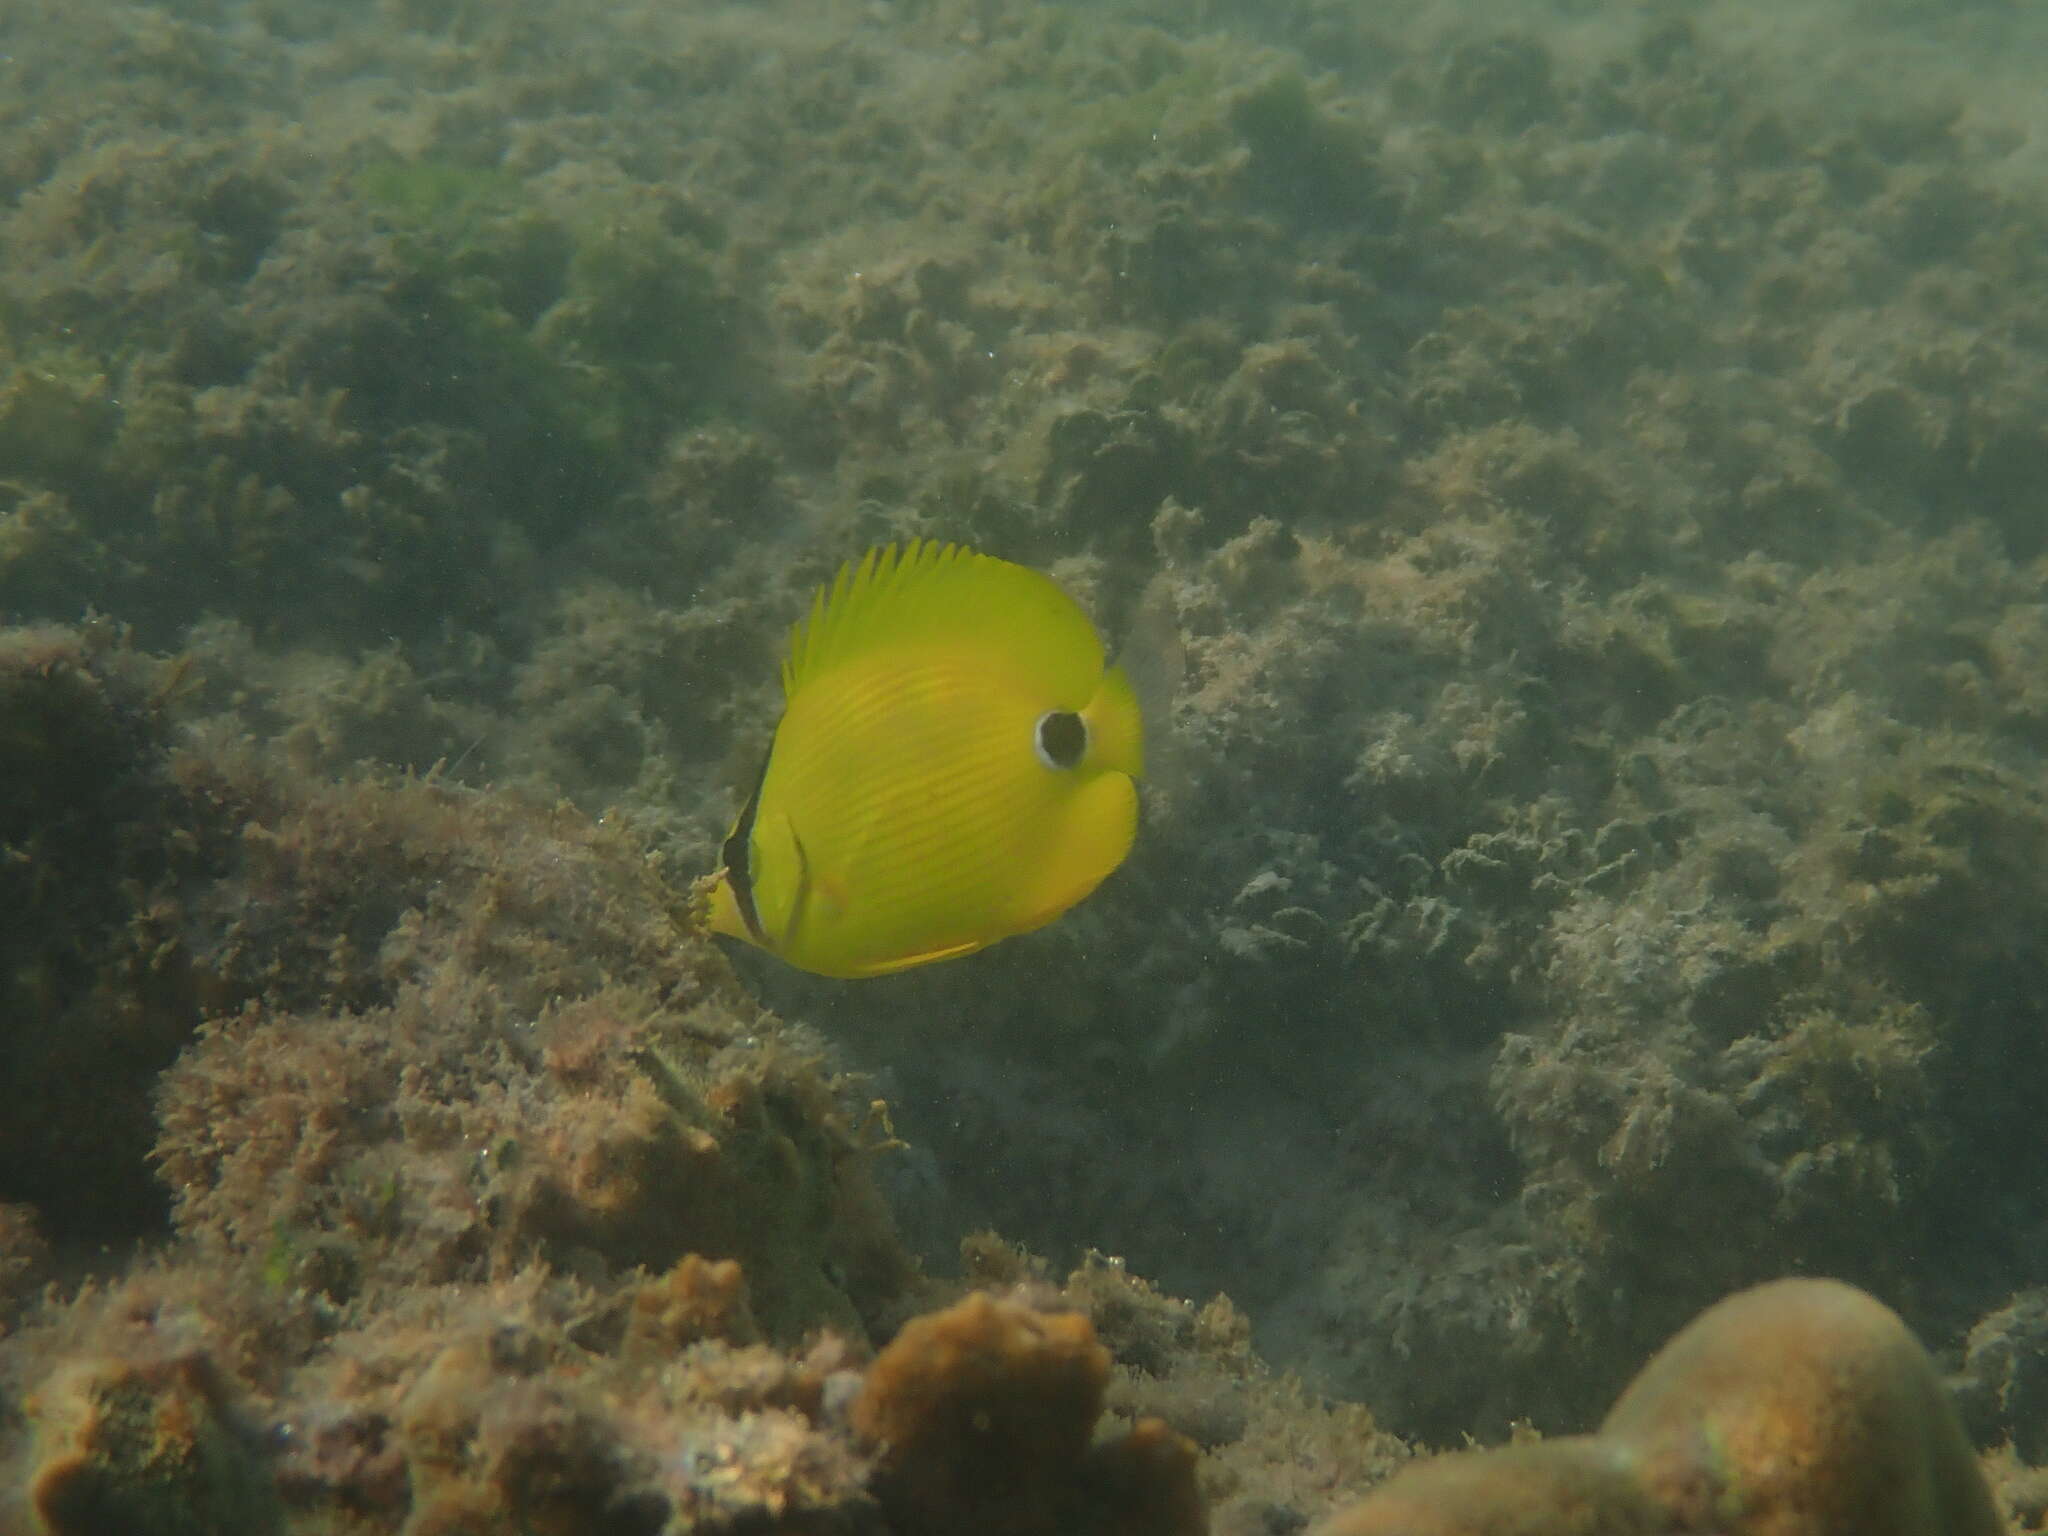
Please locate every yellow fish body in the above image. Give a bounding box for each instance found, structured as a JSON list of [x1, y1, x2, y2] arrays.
[[704, 541, 1143, 977]]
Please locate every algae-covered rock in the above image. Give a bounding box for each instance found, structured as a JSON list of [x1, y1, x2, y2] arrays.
[[1311, 1442, 1656, 1536], [26, 1355, 282, 1536], [1313, 1279, 2004, 1536], [854, 1289, 1204, 1536], [0, 620, 1293, 1534], [1602, 1279, 2001, 1536]]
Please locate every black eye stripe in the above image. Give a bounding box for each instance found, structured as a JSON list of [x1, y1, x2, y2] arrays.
[[1035, 710, 1087, 770], [723, 746, 771, 945]]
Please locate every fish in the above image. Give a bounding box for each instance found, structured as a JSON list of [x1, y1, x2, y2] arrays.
[[702, 540, 1144, 977]]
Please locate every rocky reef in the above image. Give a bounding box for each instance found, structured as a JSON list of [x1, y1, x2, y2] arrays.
[[8, 0, 2048, 1526], [0, 624, 1391, 1534], [0, 623, 2024, 1532]]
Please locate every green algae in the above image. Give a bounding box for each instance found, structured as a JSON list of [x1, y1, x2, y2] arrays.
[[1228, 70, 1391, 229], [0, 351, 120, 480], [353, 154, 734, 468], [536, 211, 734, 457], [1055, 47, 1234, 171]]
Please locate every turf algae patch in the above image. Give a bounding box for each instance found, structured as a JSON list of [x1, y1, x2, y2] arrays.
[[26, 1354, 283, 1536], [853, 1286, 1216, 1536], [142, 768, 915, 1340], [0, 622, 911, 1532]]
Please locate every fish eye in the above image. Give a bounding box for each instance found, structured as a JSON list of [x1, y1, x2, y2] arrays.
[[1034, 710, 1088, 770]]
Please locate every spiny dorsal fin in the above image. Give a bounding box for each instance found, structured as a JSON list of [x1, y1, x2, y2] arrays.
[[781, 541, 1104, 706]]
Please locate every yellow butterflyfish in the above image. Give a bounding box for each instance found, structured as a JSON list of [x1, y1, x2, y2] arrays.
[[702, 541, 1143, 977]]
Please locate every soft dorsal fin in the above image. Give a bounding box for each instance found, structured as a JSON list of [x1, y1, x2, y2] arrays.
[[781, 540, 1105, 705]]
